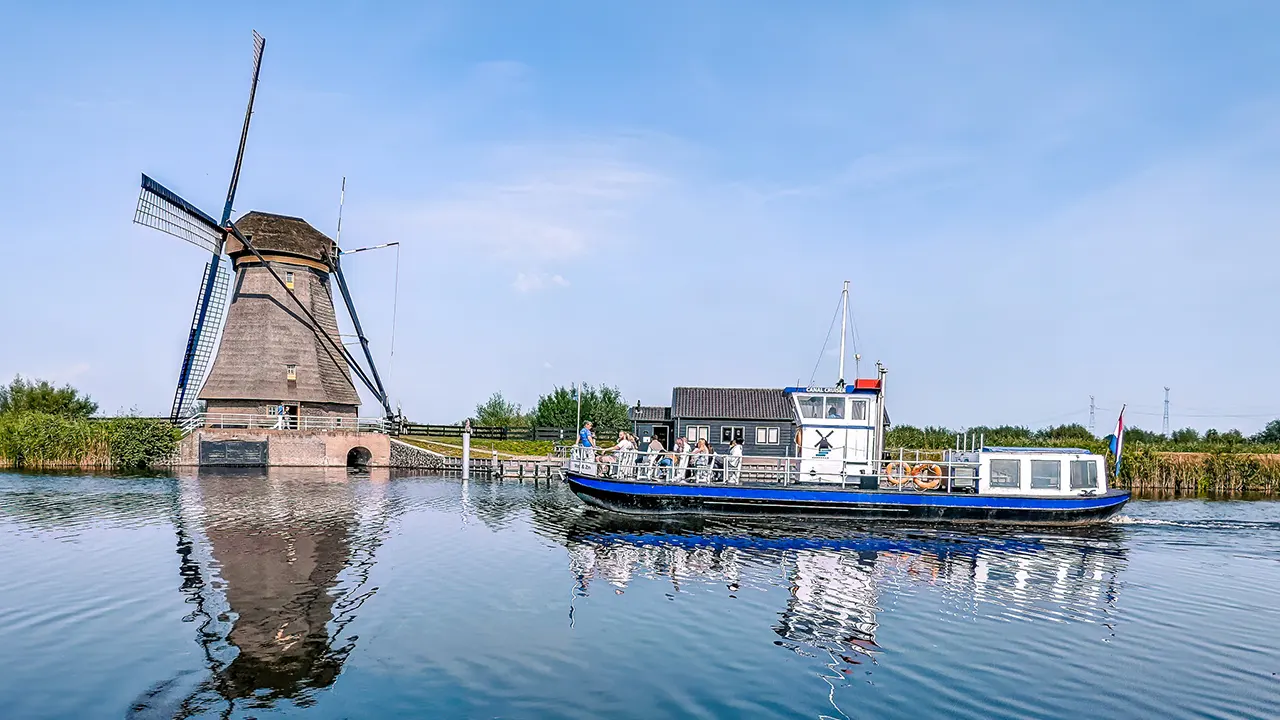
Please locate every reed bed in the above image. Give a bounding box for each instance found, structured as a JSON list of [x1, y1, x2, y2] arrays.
[[0, 412, 180, 471]]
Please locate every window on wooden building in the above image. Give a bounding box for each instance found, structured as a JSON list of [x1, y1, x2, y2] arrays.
[[755, 427, 781, 444], [685, 425, 709, 442], [721, 426, 744, 444], [990, 459, 1021, 488], [1030, 460, 1061, 490], [1070, 460, 1098, 489], [286, 364, 297, 381], [285, 271, 295, 289]]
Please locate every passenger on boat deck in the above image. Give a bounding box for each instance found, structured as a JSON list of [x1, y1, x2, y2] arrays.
[[728, 438, 743, 458], [597, 431, 634, 472], [693, 438, 712, 458], [648, 436, 672, 467], [578, 421, 594, 448]]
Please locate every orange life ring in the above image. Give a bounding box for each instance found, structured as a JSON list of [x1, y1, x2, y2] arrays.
[[913, 464, 943, 490], [885, 461, 913, 485]]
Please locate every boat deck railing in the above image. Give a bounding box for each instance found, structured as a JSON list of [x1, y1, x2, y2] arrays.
[[559, 446, 983, 491]]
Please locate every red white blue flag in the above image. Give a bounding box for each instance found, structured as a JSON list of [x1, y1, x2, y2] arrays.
[[1108, 405, 1126, 478]]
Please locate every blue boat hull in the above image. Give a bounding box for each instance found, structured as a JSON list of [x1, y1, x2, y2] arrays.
[[565, 473, 1130, 525]]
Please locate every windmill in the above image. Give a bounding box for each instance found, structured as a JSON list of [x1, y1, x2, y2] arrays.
[[134, 31, 395, 423]]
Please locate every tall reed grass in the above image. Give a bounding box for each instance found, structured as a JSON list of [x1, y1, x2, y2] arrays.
[[0, 412, 180, 471]]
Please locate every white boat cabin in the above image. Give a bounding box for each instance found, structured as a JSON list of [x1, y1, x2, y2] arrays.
[[787, 381, 1109, 497]]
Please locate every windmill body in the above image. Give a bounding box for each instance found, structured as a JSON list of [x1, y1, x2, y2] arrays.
[[199, 212, 360, 420]]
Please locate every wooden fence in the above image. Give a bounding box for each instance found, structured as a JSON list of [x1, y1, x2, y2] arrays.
[[401, 424, 592, 441]]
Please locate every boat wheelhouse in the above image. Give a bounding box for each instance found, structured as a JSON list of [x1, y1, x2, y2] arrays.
[[561, 283, 1129, 525]]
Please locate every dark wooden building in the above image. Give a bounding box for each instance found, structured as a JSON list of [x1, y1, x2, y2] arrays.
[[628, 387, 798, 457]]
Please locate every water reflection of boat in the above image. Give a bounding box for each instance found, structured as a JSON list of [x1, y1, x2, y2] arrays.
[[130, 467, 393, 717], [549, 513, 1126, 669]]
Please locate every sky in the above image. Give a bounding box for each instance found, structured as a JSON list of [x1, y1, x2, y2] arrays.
[[1, 0, 1278, 434]]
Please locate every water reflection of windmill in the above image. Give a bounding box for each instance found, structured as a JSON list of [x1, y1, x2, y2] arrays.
[[133, 31, 394, 426], [132, 470, 397, 717]]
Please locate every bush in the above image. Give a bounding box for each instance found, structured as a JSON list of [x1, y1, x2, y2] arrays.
[[106, 416, 182, 470]]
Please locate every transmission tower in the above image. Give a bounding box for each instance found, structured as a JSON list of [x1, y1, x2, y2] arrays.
[[1089, 395, 1096, 435], [1162, 387, 1170, 437]]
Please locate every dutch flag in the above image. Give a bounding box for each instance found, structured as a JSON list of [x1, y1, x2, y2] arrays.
[[1108, 405, 1126, 478]]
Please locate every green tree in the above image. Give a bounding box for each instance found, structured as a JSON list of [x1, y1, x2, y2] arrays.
[[472, 392, 527, 427], [1122, 426, 1164, 444], [1251, 419, 1280, 444], [0, 376, 97, 418], [1171, 427, 1200, 444], [531, 383, 629, 431]]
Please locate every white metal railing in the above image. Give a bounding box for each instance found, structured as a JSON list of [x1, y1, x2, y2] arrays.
[[183, 412, 388, 434], [557, 446, 983, 491]]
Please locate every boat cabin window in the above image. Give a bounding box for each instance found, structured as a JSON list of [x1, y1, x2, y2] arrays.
[[825, 398, 845, 419], [849, 399, 867, 422], [799, 396, 824, 419], [1030, 460, 1061, 490], [990, 459, 1021, 488], [1070, 460, 1099, 489], [721, 426, 744, 444]]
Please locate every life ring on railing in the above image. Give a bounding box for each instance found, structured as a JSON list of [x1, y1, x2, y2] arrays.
[[913, 464, 943, 490], [885, 461, 913, 485]]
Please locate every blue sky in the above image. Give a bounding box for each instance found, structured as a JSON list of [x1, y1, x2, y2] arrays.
[[2, 1, 1278, 433]]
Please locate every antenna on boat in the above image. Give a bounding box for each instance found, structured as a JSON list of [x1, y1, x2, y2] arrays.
[[838, 280, 849, 388]]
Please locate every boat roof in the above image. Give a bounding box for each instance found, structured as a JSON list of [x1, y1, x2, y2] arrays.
[[981, 446, 1094, 454]]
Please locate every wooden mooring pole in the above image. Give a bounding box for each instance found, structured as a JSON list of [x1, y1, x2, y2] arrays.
[[462, 420, 471, 480]]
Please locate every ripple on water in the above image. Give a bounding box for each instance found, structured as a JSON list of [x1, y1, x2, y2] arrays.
[[1, 472, 1278, 720]]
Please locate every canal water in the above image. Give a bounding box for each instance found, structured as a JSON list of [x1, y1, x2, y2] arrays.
[[0, 470, 1277, 719]]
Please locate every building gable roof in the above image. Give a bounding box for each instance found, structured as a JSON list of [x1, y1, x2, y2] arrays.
[[671, 387, 795, 421], [628, 405, 671, 422]]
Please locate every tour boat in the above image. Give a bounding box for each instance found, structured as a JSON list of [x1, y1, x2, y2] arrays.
[[561, 284, 1129, 526]]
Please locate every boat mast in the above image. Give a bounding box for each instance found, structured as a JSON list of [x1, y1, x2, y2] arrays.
[[837, 280, 849, 388]]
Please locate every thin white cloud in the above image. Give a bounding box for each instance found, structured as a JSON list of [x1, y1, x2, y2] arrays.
[[512, 272, 569, 293]]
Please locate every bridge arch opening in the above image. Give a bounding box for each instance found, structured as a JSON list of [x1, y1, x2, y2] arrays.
[[346, 446, 372, 469]]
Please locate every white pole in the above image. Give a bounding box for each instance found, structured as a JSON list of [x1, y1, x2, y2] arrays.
[[575, 382, 582, 438], [462, 420, 472, 479], [838, 280, 849, 388]]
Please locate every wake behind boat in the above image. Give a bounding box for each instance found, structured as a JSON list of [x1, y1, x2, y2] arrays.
[[560, 283, 1129, 526]]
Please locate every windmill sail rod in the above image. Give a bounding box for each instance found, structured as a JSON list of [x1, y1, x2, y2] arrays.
[[221, 30, 266, 226], [227, 222, 382, 402], [331, 253, 393, 418], [340, 242, 400, 255]]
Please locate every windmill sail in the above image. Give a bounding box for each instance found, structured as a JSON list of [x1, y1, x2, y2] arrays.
[[171, 261, 231, 419], [134, 174, 225, 254]]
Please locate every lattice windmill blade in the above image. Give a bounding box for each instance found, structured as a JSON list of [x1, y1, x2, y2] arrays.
[[171, 261, 231, 419], [134, 174, 225, 254], [218, 29, 266, 225]]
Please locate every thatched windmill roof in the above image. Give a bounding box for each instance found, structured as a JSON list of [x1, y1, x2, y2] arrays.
[[228, 211, 335, 263]]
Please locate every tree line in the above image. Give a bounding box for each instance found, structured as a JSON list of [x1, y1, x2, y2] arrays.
[[468, 385, 630, 431], [467, 386, 1280, 454], [886, 421, 1280, 453]]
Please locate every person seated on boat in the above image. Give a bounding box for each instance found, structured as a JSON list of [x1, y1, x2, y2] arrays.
[[672, 437, 694, 478], [597, 431, 634, 476]]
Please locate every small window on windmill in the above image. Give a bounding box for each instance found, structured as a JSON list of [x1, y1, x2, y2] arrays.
[[285, 271, 295, 289], [286, 364, 297, 381]]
